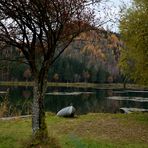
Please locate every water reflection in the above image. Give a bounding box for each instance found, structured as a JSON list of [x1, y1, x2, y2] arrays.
[[45, 89, 107, 114], [0, 86, 148, 115]]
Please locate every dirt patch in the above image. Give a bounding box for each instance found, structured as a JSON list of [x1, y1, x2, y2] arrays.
[[73, 118, 148, 143], [49, 115, 148, 144]]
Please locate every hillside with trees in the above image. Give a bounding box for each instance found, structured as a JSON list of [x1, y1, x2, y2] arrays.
[[0, 28, 123, 83], [50, 28, 122, 83]]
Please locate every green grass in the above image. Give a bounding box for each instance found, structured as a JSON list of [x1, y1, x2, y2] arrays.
[[0, 81, 147, 90], [0, 119, 31, 148], [0, 113, 148, 147]]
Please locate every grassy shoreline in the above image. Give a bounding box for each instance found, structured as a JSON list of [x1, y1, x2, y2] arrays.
[[0, 112, 148, 147], [0, 82, 147, 147], [0, 81, 147, 90]]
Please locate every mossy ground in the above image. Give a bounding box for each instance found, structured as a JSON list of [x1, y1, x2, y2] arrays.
[[0, 112, 148, 147]]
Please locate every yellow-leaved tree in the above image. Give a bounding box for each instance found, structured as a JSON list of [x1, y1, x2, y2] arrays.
[[119, 0, 148, 85]]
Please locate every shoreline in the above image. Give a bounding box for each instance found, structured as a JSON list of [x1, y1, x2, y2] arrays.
[[0, 81, 147, 90]]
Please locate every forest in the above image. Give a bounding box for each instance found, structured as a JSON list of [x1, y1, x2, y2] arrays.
[[0, 28, 124, 83]]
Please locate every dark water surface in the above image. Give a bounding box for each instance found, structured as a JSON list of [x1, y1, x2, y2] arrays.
[[0, 86, 148, 115]]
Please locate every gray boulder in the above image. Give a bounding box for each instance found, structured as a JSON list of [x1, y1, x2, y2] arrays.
[[57, 106, 76, 117]]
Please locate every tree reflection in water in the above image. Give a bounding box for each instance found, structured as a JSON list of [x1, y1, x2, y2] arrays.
[[1, 86, 148, 116]]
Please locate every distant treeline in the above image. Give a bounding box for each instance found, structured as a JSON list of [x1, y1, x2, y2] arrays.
[[0, 56, 125, 83], [0, 29, 127, 83]]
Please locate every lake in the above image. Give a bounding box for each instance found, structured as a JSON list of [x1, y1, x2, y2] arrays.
[[0, 86, 148, 115]]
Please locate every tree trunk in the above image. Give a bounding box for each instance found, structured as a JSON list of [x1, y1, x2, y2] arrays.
[[32, 72, 48, 142], [123, 81, 126, 89], [123, 76, 127, 89]]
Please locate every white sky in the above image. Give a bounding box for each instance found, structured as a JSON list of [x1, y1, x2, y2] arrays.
[[99, 0, 133, 32]]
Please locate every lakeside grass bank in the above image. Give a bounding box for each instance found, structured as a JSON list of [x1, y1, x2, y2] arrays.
[[0, 81, 147, 90], [0, 113, 148, 147]]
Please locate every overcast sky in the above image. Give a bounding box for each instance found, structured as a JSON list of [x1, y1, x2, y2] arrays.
[[99, 0, 133, 32]]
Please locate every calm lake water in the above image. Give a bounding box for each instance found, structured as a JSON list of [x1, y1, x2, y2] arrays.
[[0, 86, 148, 115]]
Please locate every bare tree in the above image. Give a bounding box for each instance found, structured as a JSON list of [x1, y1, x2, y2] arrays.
[[0, 0, 102, 142]]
